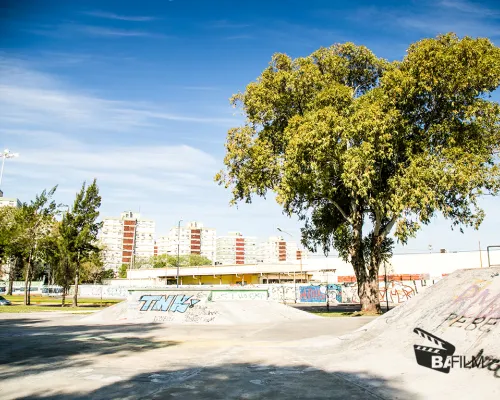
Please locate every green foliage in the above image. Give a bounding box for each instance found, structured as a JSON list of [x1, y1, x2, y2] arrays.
[[137, 253, 213, 268], [60, 179, 102, 306], [118, 264, 128, 279], [216, 33, 500, 311], [102, 269, 115, 279]]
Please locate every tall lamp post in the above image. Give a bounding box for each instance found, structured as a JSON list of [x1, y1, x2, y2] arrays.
[[0, 149, 20, 190], [277, 227, 302, 303], [176, 219, 183, 288]]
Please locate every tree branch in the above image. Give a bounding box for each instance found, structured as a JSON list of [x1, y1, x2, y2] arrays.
[[380, 217, 397, 238], [332, 201, 351, 224], [373, 207, 382, 236]]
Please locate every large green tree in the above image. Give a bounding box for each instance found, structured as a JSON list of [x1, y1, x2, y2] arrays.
[[216, 33, 500, 312], [12, 187, 59, 305], [60, 179, 102, 307]]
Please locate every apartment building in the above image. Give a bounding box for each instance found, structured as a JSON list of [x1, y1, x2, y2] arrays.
[[0, 190, 21, 208], [99, 211, 155, 271], [258, 236, 300, 263], [216, 232, 258, 265], [156, 221, 216, 263]]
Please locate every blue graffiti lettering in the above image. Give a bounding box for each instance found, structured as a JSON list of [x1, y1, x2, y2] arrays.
[[139, 295, 161, 311], [170, 295, 193, 313], [138, 294, 201, 313], [151, 295, 175, 311]]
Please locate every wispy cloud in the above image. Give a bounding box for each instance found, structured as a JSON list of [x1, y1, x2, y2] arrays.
[[83, 10, 158, 22], [348, 1, 500, 40], [0, 58, 225, 217], [182, 86, 221, 91], [0, 58, 236, 130], [207, 20, 252, 29], [439, 0, 500, 16], [76, 25, 166, 38], [225, 35, 254, 40], [26, 23, 167, 39]]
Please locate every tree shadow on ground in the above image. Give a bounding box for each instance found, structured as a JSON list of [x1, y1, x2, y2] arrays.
[[20, 362, 417, 399], [0, 317, 178, 381]]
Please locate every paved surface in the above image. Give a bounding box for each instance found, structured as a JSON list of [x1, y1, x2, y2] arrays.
[[0, 312, 381, 399], [1, 268, 498, 399]]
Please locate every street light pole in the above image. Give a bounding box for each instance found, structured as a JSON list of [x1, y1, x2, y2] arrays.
[[277, 227, 301, 303], [0, 149, 20, 190], [176, 219, 183, 288]]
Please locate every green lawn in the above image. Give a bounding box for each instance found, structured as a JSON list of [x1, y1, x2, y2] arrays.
[[0, 295, 121, 313]]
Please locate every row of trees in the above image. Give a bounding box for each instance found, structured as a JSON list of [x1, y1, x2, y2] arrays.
[[118, 254, 213, 277], [0, 180, 107, 306]]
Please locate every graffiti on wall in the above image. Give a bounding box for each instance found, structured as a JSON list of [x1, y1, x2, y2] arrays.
[[340, 281, 417, 304], [210, 290, 268, 301], [268, 285, 296, 303], [139, 294, 200, 313], [299, 285, 343, 303], [380, 281, 416, 303], [300, 286, 325, 302]]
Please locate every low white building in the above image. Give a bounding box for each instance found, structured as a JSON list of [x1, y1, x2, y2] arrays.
[[0, 190, 21, 208]]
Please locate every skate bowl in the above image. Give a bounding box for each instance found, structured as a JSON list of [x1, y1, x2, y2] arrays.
[[83, 287, 320, 325], [293, 267, 500, 399]]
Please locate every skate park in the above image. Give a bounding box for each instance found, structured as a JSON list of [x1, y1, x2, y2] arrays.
[[0, 267, 498, 399]]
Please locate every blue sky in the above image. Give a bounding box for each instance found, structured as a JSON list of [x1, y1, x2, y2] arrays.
[[1, 0, 499, 254]]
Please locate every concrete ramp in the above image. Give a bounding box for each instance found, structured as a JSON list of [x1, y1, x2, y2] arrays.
[[297, 267, 500, 399], [83, 288, 319, 325]]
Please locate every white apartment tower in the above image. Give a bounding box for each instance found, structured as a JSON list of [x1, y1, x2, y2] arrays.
[[258, 236, 300, 263], [216, 232, 258, 265], [156, 221, 216, 263], [99, 211, 155, 271]]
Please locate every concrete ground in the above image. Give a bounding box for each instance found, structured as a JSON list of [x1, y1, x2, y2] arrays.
[[0, 312, 388, 400]]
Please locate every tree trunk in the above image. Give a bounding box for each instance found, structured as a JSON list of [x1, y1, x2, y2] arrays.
[[7, 259, 16, 295], [62, 287, 66, 307], [349, 209, 381, 313], [24, 252, 33, 306], [73, 253, 80, 307]]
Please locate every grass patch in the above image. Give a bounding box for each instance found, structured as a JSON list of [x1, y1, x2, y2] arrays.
[[0, 295, 121, 313], [0, 305, 105, 313]]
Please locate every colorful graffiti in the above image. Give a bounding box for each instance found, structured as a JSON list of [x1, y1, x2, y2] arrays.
[[299, 286, 326, 302], [139, 294, 200, 312], [380, 281, 416, 303]]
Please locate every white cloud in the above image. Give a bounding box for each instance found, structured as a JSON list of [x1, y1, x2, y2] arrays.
[[76, 25, 165, 38], [0, 59, 237, 132], [0, 58, 225, 223], [82, 11, 158, 22], [439, 0, 500, 16]]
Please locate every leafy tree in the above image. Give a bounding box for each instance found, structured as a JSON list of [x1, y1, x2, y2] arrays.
[[216, 33, 500, 312], [80, 249, 106, 284], [102, 269, 115, 279], [0, 206, 22, 294], [149, 253, 212, 268], [44, 221, 73, 306], [61, 179, 102, 307], [11, 187, 59, 305], [118, 264, 128, 278], [184, 254, 213, 266]]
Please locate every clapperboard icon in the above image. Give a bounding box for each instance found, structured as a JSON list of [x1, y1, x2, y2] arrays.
[[413, 327, 456, 373]]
